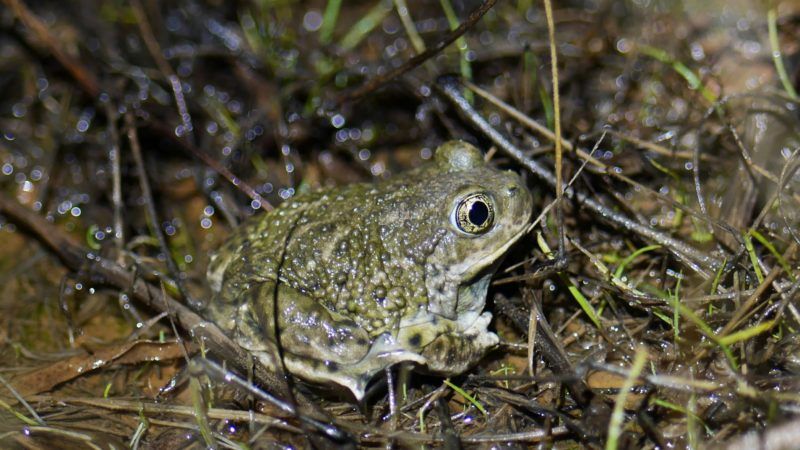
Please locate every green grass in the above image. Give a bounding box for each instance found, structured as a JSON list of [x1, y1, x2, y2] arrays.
[[440, 0, 473, 103], [750, 229, 795, 281], [613, 244, 661, 279], [743, 232, 765, 284], [339, 1, 393, 52], [768, 8, 799, 100], [606, 347, 648, 450], [640, 45, 718, 104], [444, 379, 487, 416], [537, 233, 602, 329], [319, 0, 343, 44]]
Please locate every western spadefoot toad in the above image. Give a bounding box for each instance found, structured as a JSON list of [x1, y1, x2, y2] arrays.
[[206, 141, 532, 400]]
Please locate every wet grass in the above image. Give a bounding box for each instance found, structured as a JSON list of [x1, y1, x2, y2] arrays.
[[0, 0, 799, 448]]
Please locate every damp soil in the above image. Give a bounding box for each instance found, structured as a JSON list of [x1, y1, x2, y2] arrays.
[[1, 0, 800, 449]]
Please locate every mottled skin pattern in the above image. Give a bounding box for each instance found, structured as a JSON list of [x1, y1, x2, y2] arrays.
[[206, 141, 532, 399]]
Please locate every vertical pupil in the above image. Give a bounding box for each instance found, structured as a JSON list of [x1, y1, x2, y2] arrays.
[[468, 201, 489, 226]]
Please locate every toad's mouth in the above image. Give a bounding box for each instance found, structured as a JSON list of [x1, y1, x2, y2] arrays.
[[450, 223, 530, 282]]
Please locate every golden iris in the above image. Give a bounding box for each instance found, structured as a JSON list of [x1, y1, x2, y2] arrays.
[[455, 193, 494, 234]]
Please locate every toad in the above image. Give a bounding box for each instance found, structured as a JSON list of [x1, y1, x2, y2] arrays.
[[206, 141, 532, 400]]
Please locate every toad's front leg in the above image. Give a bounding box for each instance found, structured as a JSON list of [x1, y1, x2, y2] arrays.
[[254, 282, 425, 400], [397, 311, 499, 375]]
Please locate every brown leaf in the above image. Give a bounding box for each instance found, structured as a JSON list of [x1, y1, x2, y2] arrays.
[[12, 340, 192, 396], [586, 370, 645, 409]]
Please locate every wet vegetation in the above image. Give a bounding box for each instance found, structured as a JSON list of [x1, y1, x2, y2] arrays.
[[1, 0, 800, 448]]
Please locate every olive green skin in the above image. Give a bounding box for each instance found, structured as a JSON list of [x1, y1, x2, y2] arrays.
[[206, 141, 532, 400]]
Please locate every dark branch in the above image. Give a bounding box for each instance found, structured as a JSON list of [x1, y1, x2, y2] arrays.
[[336, 0, 497, 105]]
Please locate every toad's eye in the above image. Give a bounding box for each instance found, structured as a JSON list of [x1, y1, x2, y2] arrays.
[[454, 193, 495, 235]]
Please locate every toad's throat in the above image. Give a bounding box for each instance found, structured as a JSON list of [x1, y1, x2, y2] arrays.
[[401, 273, 493, 333], [454, 272, 493, 317], [438, 224, 530, 318], [424, 259, 500, 322]]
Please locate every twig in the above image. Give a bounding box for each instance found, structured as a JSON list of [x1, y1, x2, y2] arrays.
[[0, 373, 45, 425], [607, 130, 714, 162], [690, 241, 798, 365], [148, 121, 274, 212], [495, 294, 592, 407], [125, 112, 195, 307], [103, 104, 125, 261], [131, 0, 195, 144], [0, 195, 232, 378], [541, 0, 568, 282], [2, 0, 101, 98], [29, 396, 301, 432], [337, 0, 497, 104], [0, 194, 344, 441], [465, 80, 743, 245], [4, 0, 272, 213], [436, 76, 724, 277]]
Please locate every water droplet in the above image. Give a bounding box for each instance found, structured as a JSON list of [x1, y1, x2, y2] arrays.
[[11, 103, 27, 118], [371, 162, 385, 176], [57, 201, 72, 215], [77, 119, 90, 133], [303, 10, 323, 31], [331, 114, 345, 128], [690, 42, 705, 61], [279, 188, 295, 199], [616, 38, 632, 54]]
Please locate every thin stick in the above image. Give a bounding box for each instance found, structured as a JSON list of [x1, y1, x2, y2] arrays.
[[465, 80, 743, 245], [130, 0, 195, 144], [338, 0, 497, 104], [541, 0, 568, 275], [30, 396, 301, 431], [5, 0, 272, 213], [125, 113, 195, 307], [103, 104, 125, 260], [436, 76, 723, 276], [542, 0, 562, 200], [148, 121, 273, 212], [690, 241, 798, 364], [2, 0, 101, 98], [0, 194, 342, 439]]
